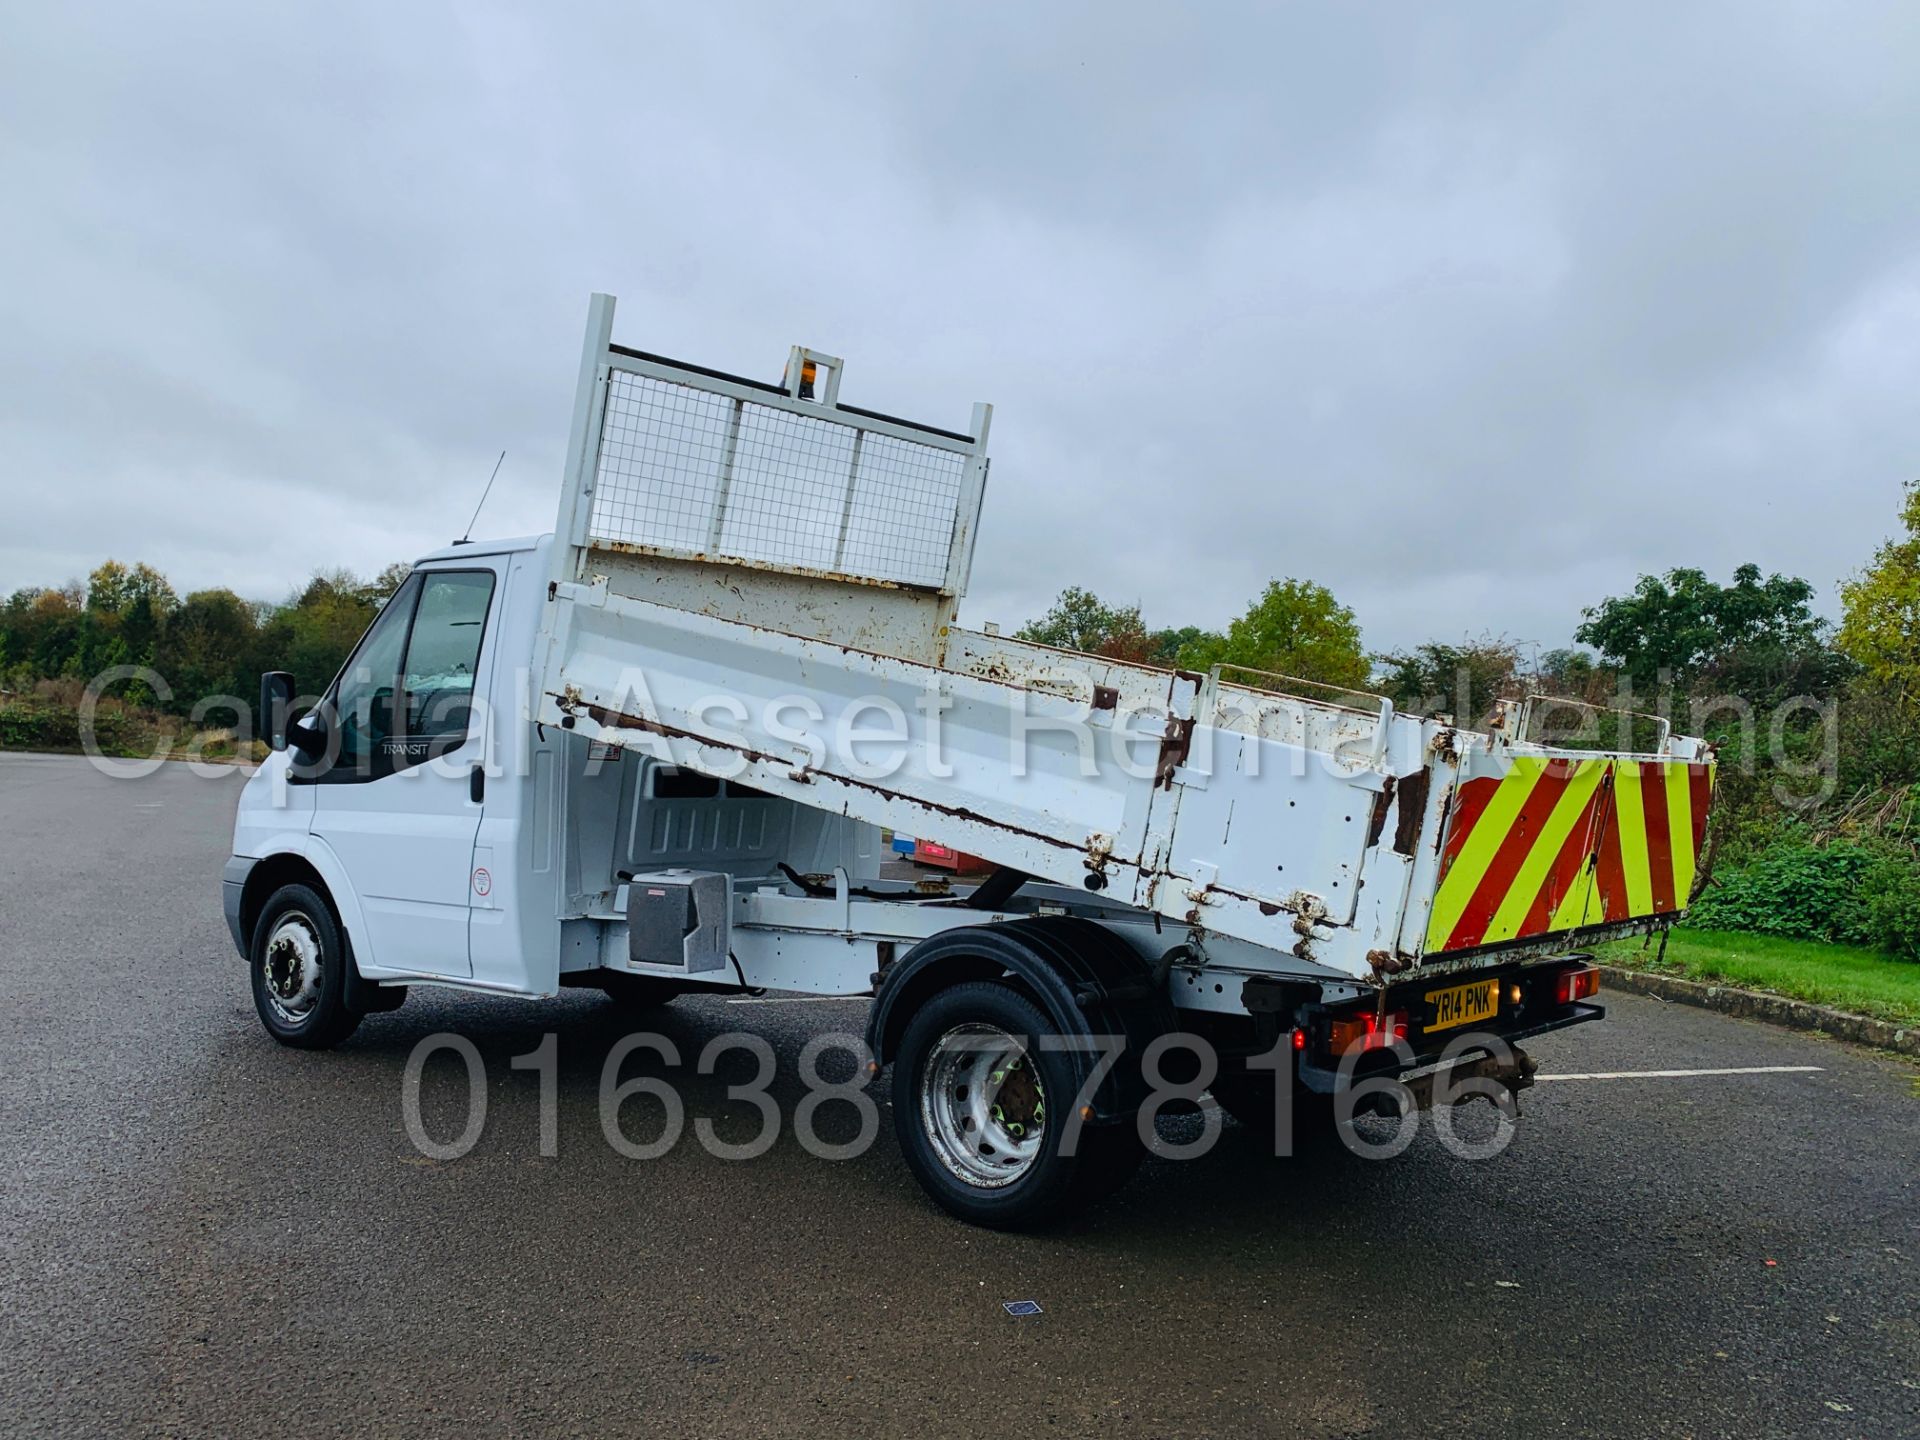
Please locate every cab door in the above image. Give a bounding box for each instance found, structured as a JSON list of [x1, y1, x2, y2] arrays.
[[304, 563, 502, 978]]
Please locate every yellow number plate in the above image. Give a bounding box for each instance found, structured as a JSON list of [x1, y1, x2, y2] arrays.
[[1428, 978, 1500, 1032]]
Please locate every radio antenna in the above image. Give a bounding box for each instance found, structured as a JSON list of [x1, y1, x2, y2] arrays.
[[459, 450, 507, 544]]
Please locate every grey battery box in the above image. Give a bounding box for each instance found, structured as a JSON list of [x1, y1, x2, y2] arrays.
[[625, 869, 731, 973]]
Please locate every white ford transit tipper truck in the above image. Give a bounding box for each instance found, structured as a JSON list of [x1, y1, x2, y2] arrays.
[[223, 294, 1716, 1226]]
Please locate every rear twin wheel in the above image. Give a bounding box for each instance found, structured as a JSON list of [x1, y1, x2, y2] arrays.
[[892, 981, 1144, 1229]]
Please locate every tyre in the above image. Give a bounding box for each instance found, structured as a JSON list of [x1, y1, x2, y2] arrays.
[[892, 980, 1139, 1229], [250, 883, 363, 1050]]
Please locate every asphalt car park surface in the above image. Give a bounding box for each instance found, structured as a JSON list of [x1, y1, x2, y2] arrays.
[[2, 752, 1916, 1438]]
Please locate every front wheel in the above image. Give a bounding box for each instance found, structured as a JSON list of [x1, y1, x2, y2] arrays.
[[250, 883, 362, 1050], [892, 981, 1141, 1229]]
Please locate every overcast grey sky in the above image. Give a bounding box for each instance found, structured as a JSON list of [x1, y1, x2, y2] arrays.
[[3, 2, 1916, 655]]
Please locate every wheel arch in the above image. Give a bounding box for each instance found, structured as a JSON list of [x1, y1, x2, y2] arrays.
[[236, 836, 376, 977], [867, 917, 1175, 1122], [239, 853, 329, 955]]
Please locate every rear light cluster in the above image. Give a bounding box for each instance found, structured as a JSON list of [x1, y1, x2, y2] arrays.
[[1555, 964, 1601, 1006], [1326, 1009, 1409, 1055], [1302, 965, 1599, 1059]]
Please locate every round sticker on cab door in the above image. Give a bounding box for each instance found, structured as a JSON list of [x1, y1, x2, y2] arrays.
[[472, 867, 492, 897]]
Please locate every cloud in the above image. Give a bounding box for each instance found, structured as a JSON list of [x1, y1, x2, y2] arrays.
[[2, 1, 1915, 654]]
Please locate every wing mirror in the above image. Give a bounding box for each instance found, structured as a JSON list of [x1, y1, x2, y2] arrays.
[[260, 671, 295, 752], [260, 671, 326, 758]]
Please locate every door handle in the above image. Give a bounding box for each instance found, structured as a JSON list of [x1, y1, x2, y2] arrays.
[[469, 764, 485, 804]]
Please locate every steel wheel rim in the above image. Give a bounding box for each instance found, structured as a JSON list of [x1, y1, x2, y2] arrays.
[[919, 1022, 1046, 1189], [262, 911, 324, 1025]]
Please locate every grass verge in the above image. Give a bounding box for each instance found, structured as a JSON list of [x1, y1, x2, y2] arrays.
[[1601, 928, 1920, 1029]]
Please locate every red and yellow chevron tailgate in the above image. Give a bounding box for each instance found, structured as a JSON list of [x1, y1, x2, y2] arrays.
[[1423, 755, 1714, 956]]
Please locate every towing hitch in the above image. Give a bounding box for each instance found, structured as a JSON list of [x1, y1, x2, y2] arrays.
[[1397, 1045, 1539, 1120]]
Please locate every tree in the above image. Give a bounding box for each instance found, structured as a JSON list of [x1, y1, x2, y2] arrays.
[[368, 561, 413, 600], [84, 560, 133, 616], [1148, 626, 1209, 667], [62, 561, 180, 691], [260, 572, 384, 702], [1536, 647, 1600, 691], [85, 561, 177, 620], [252, 562, 413, 701], [1840, 481, 1920, 703], [1015, 586, 1152, 661], [1178, 579, 1368, 690], [0, 557, 414, 725], [1376, 636, 1520, 726], [16, 584, 86, 678], [0, 588, 48, 678], [156, 589, 262, 708], [1576, 563, 1832, 696]]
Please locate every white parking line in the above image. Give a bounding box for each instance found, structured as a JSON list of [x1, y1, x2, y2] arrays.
[[1536, 1065, 1823, 1082]]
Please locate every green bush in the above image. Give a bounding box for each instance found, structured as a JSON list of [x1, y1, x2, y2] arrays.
[[1687, 843, 1877, 947], [1861, 853, 1920, 959], [1688, 839, 1920, 959], [0, 693, 165, 758], [0, 697, 78, 750]]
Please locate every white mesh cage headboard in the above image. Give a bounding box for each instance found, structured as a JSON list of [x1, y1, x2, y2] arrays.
[[554, 294, 992, 597]]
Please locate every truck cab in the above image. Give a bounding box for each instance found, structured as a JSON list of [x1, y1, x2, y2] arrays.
[[228, 531, 883, 1005], [229, 537, 534, 998]]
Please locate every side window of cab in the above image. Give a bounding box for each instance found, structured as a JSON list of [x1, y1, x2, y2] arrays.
[[309, 568, 496, 781], [329, 574, 420, 773], [401, 571, 495, 750]]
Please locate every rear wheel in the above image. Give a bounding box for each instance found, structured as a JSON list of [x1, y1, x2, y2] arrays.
[[250, 883, 362, 1050], [892, 981, 1139, 1229]]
